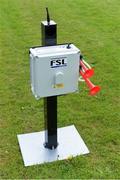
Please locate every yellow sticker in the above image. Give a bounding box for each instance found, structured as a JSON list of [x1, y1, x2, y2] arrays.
[[54, 84, 64, 88]]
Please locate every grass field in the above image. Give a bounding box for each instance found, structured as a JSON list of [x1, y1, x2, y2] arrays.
[[0, 0, 120, 179]]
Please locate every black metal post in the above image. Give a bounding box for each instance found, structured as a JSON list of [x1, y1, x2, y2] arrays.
[[41, 19, 58, 149]]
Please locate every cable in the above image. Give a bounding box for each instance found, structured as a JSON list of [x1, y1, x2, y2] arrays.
[[46, 7, 50, 25], [78, 59, 92, 82], [82, 59, 91, 69]]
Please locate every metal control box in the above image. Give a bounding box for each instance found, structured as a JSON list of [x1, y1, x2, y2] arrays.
[[29, 44, 80, 99]]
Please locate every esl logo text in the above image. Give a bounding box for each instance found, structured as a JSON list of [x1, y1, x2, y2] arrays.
[[50, 57, 67, 68]]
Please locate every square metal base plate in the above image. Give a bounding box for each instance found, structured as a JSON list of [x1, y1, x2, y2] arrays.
[[17, 125, 89, 166]]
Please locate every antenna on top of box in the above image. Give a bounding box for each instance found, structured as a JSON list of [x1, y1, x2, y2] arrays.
[[46, 7, 50, 25]]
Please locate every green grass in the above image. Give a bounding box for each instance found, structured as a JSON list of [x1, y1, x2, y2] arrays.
[[0, 0, 120, 179]]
